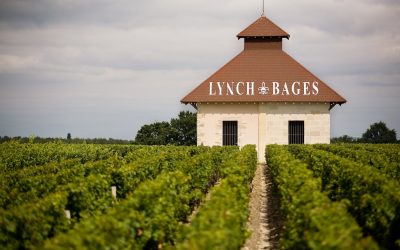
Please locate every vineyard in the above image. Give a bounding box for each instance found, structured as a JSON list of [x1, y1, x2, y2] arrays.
[[267, 144, 400, 250], [0, 142, 257, 249], [0, 142, 399, 249]]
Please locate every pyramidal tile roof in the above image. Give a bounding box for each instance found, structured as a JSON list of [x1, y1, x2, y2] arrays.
[[181, 16, 346, 105], [237, 15, 290, 38]]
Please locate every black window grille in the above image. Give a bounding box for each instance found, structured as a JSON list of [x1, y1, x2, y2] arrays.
[[223, 121, 238, 146], [289, 121, 304, 144]]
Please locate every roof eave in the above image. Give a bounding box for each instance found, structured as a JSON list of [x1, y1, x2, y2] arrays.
[[329, 100, 347, 110], [236, 35, 290, 40], [181, 99, 198, 110], [181, 100, 347, 104]]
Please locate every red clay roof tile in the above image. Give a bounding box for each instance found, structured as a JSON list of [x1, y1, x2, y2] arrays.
[[237, 15, 289, 38], [181, 16, 346, 105]]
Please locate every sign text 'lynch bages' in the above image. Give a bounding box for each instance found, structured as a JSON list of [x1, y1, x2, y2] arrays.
[[209, 81, 319, 96]]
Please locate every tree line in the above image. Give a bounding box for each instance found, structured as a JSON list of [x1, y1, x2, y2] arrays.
[[331, 121, 398, 143], [0, 111, 196, 146], [0, 136, 134, 144], [1, 115, 396, 145]]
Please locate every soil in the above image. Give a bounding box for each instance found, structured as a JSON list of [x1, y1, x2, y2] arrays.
[[242, 164, 284, 250]]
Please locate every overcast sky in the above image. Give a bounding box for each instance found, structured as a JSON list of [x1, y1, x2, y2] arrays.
[[0, 0, 399, 140]]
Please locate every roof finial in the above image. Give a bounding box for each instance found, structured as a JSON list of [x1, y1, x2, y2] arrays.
[[261, 0, 265, 16]]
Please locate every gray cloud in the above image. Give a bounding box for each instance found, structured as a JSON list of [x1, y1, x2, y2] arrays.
[[0, 0, 399, 139]]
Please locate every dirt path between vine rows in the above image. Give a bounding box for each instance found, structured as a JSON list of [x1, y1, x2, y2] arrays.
[[242, 164, 283, 250]]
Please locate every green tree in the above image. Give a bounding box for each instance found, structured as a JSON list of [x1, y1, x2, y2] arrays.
[[134, 111, 197, 145], [361, 121, 397, 143], [169, 111, 197, 146], [135, 121, 173, 145]]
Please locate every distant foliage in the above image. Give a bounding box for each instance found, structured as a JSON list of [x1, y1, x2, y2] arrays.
[[135, 111, 196, 145], [0, 136, 133, 144], [135, 121, 172, 145], [169, 111, 197, 146], [362, 121, 397, 143], [331, 135, 358, 143], [331, 121, 398, 144]]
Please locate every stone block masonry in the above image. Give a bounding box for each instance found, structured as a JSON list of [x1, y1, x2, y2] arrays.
[[197, 102, 330, 162]]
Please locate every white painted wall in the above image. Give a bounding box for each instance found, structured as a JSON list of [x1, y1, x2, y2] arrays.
[[197, 102, 331, 162], [263, 103, 330, 145], [197, 103, 259, 150]]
